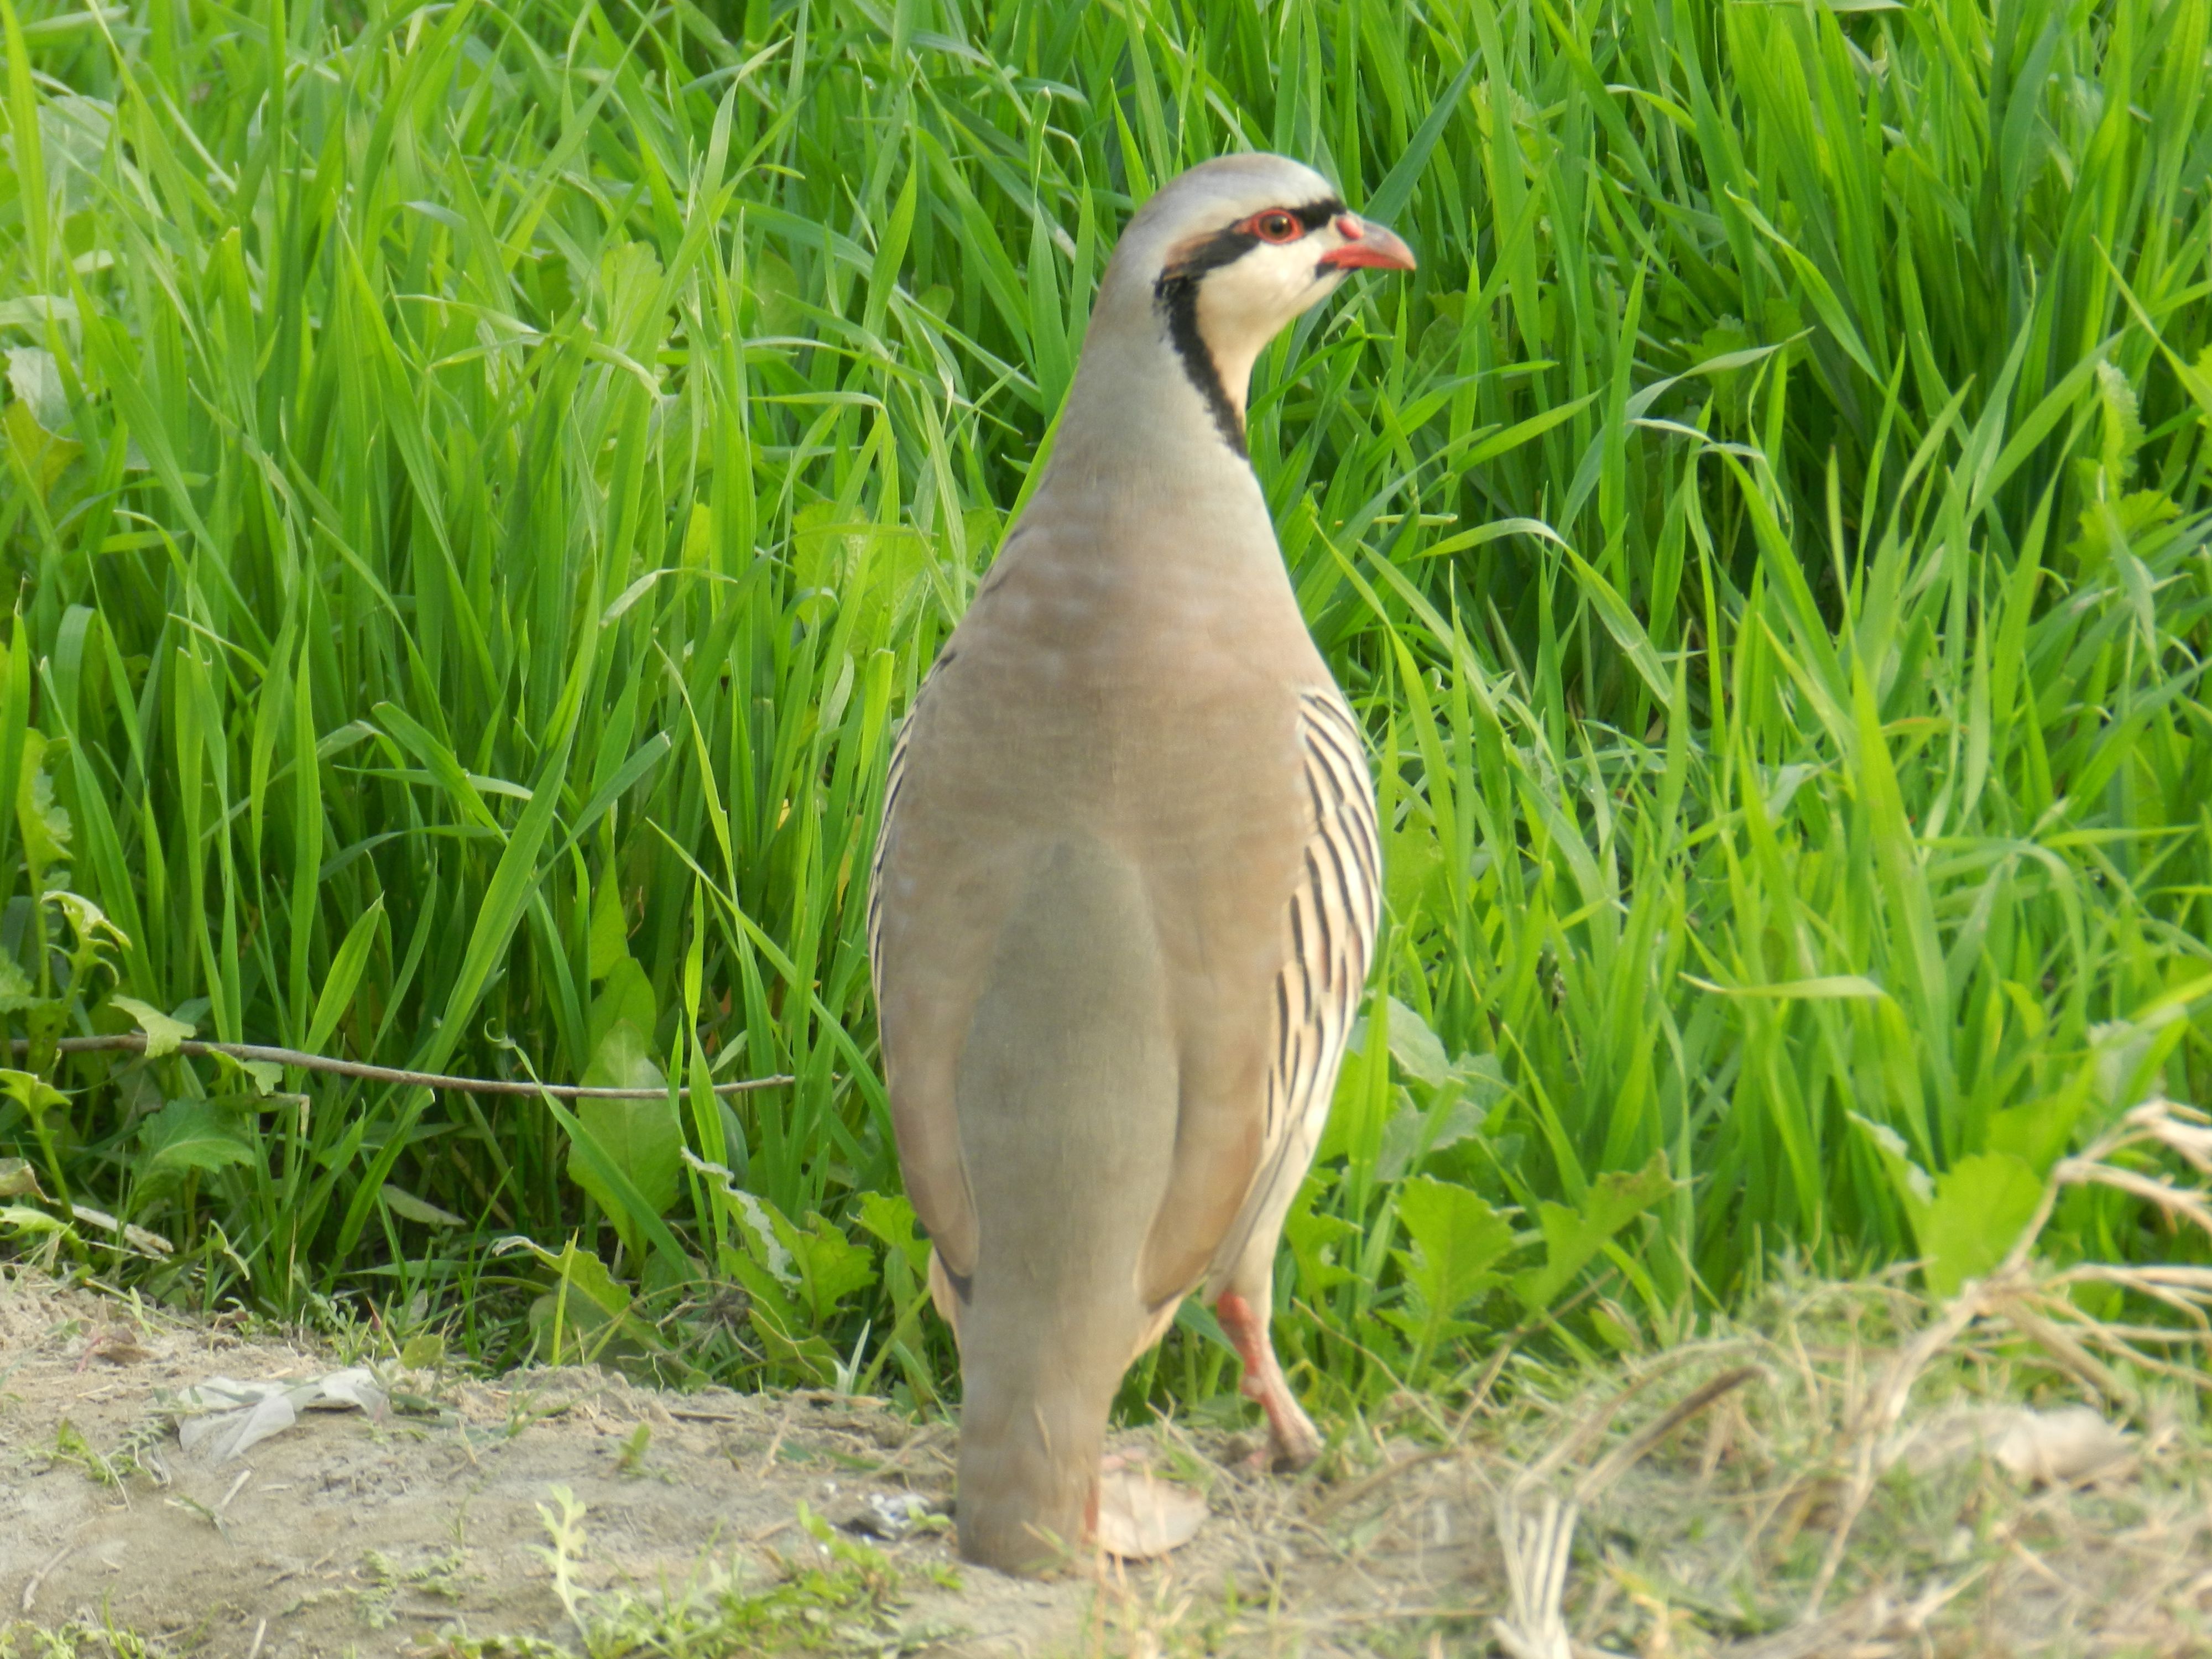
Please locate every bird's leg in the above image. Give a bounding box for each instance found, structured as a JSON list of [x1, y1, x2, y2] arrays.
[[1214, 1291, 1321, 1471]]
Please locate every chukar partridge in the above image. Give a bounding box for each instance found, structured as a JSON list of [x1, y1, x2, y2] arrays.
[[868, 153, 1413, 1573]]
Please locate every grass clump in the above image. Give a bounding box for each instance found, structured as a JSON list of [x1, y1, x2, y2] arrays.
[[0, 1619, 164, 1659], [0, 0, 2207, 1431], [490, 1491, 953, 1659]]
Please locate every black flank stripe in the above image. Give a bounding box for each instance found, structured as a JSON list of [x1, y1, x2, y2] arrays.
[[1337, 841, 1374, 938], [1305, 688, 1358, 733], [1303, 717, 1366, 797], [1304, 737, 1363, 806], [1342, 780, 1379, 838], [1319, 713, 1368, 767], [1305, 849, 1336, 969], [1345, 807, 1381, 895], [1315, 827, 1359, 940], [1336, 801, 1371, 863], [1303, 762, 1331, 827]]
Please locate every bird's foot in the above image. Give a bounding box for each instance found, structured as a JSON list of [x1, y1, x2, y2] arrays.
[[1215, 1291, 1322, 1472]]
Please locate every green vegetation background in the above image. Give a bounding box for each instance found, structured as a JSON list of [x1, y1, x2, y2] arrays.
[[1, 0, 2208, 1425]]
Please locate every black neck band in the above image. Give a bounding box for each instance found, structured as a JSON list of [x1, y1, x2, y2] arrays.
[[1155, 269, 1250, 457], [1149, 196, 1344, 460]]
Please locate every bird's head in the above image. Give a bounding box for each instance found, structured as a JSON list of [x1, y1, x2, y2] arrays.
[[1094, 154, 1416, 457]]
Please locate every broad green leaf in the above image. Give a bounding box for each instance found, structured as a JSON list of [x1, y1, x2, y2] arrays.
[[853, 1189, 930, 1277], [1921, 1152, 2044, 1299], [713, 1179, 800, 1285], [1392, 1176, 1515, 1374], [1285, 1201, 1360, 1297], [1984, 1088, 2088, 1178], [717, 1228, 841, 1386], [543, 1091, 696, 1286], [6, 345, 67, 429], [791, 1211, 876, 1323], [1512, 1152, 1672, 1312], [1378, 1093, 1485, 1183], [15, 729, 69, 870], [138, 1101, 257, 1176], [0, 1068, 67, 1115], [588, 880, 629, 981], [382, 1185, 465, 1228], [588, 955, 657, 1052], [1, 1204, 66, 1238], [0, 953, 34, 1014], [225, 1057, 283, 1095], [1396, 1176, 1515, 1321], [1385, 810, 1447, 922], [791, 504, 930, 650], [2, 395, 79, 501], [568, 1025, 680, 1259], [49, 891, 124, 953], [109, 995, 194, 1058], [526, 1239, 666, 1365], [1385, 996, 1452, 1087]]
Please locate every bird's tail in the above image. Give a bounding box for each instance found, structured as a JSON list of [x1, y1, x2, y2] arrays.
[[949, 837, 1178, 1573]]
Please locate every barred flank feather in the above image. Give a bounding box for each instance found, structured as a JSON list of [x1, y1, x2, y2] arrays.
[[1212, 687, 1379, 1288]]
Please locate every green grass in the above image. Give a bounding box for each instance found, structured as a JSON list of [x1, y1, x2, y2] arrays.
[[1, 0, 2209, 1428]]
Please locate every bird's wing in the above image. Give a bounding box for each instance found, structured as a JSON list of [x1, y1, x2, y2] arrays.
[[863, 677, 920, 971], [1138, 685, 1379, 1307]]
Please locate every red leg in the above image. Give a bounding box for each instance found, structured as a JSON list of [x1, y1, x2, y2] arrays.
[[1214, 1291, 1321, 1470]]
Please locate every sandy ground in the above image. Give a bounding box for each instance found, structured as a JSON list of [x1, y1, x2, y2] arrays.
[[5, 1264, 2211, 1657], [0, 1269, 1494, 1657]]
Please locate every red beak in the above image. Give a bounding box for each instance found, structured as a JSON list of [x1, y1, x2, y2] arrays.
[[1318, 214, 1417, 273]]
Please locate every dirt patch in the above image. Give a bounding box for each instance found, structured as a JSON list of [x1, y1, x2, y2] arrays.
[[0, 1269, 1491, 1657], [4, 1265, 2210, 1657]]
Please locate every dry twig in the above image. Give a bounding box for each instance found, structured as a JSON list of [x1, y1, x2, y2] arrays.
[[13, 1033, 793, 1099]]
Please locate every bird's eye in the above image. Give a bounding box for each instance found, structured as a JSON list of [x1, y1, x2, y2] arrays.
[[1248, 210, 1302, 244]]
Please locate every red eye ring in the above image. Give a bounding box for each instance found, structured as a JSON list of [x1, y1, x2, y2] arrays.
[[1245, 210, 1303, 244]]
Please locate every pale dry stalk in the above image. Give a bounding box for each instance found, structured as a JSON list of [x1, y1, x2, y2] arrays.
[[1799, 1099, 2212, 1622]]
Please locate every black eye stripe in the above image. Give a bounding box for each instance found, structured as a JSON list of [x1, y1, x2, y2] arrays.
[[1157, 195, 1348, 283]]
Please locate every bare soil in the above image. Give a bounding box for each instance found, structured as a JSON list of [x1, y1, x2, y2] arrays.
[[3, 1265, 2209, 1658], [0, 1269, 1491, 1658]]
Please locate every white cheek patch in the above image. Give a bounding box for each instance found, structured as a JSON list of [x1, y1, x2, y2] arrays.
[[1197, 241, 1344, 354]]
